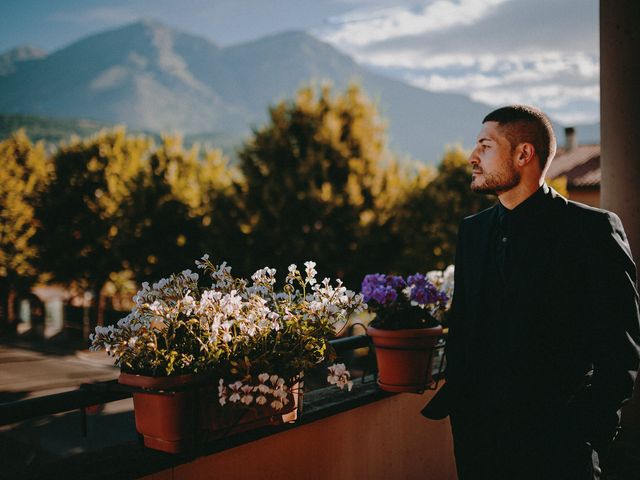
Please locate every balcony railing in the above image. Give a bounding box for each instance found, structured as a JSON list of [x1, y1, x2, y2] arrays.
[[0, 335, 448, 480]]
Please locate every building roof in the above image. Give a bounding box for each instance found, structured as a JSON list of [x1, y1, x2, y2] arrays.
[[546, 144, 600, 188]]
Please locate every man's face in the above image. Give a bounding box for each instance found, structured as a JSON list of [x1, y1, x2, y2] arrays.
[[468, 121, 520, 195]]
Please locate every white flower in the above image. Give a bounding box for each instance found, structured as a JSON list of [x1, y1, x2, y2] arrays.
[[327, 363, 353, 391], [270, 399, 284, 411], [258, 373, 270, 384], [256, 395, 267, 405], [257, 384, 271, 394], [221, 321, 233, 343], [196, 253, 210, 269], [218, 379, 229, 406], [273, 388, 288, 399], [241, 384, 254, 405], [304, 261, 317, 285], [229, 381, 243, 403]]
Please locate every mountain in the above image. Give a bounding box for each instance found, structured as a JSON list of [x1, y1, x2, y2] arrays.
[[0, 113, 111, 145], [0, 45, 47, 76], [0, 113, 244, 159], [0, 20, 512, 162]]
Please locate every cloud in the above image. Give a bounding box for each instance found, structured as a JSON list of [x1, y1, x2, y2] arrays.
[[469, 84, 599, 107], [322, 0, 510, 46], [316, 0, 600, 123]]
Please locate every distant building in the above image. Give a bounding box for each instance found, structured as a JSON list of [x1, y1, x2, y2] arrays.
[[546, 127, 601, 207]]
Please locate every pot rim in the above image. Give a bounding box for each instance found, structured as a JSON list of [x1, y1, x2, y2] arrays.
[[366, 325, 443, 338], [119, 371, 209, 390]]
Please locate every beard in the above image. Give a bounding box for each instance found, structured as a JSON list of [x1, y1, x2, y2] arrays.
[[470, 162, 520, 195]]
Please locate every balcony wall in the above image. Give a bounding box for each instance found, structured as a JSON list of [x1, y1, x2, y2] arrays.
[[140, 385, 457, 480]]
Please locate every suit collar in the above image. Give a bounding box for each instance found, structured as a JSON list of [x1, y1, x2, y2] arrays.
[[498, 184, 550, 232]]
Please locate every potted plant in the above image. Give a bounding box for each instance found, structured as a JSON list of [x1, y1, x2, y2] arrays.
[[90, 255, 364, 452], [362, 267, 453, 393]]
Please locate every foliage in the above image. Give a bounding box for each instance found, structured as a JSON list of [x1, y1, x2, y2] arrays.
[[90, 256, 365, 395], [361, 266, 453, 329], [37, 127, 150, 311], [392, 146, 494, 272], [0, 130, 51, 282], [239, 83, 391, 285], [546, 175, 568, 197], [126, 135, 238, 280], [0, 84, 500, 339], [0, 114, 112, 147]]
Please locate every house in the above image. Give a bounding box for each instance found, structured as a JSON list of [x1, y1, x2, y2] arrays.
[[546, 127, 601, 207]]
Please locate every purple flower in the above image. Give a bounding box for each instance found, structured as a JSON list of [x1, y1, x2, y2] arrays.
[[361, 272, 448, 308], [407, 273, 427, 288], [388, 275, 406, 289], [361, 274, 402, 305]]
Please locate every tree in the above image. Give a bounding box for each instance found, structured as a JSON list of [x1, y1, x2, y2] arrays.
[[126, 135, 205, 281], [0, 130, 51, 333], [127, 135, 243, 281], [197, 147, 246, 273], [38, 127, 150, 328], [392, 146, 494, 272], [239, 84, 391, 286]]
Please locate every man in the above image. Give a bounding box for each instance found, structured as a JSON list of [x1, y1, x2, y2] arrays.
[[422, 105, 640, 479]]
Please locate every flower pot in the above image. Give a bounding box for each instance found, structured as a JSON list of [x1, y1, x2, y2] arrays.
[[208, 381, 301, 438], [367, 325, 443, 393], [119, 372, 211, 453]]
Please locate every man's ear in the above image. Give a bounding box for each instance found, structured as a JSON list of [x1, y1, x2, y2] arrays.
[[517, 143, 536, 166]]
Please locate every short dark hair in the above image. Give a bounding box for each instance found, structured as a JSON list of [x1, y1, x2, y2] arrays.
[[483, 105, 556, 171]]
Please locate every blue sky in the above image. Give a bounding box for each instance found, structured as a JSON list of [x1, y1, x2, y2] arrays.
[[1, 0, 599, 125]]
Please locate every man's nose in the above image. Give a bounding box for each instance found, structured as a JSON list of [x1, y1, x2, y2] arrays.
[[468, 150, 479, 165]]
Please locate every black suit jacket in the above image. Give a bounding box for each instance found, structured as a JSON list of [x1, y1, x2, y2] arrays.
[[422, 186, 640, 447]]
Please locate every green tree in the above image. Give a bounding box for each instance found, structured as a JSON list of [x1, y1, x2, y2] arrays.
[[198, 147, 246, 272], [0, 130, 51, 333], [128, 135, 243, 281], [393, 146, 493, 272], [239, 84, 390, 286], [356, 157, 434, 279], [127, 135, 204, 280], [39, 127, 150, 328]]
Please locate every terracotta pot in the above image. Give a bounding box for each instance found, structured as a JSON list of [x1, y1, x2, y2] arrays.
[[119, 373, 302, 453], [208, 381, 302, 438], [367, 325, 443, 393], [119, 372, 211, 453]]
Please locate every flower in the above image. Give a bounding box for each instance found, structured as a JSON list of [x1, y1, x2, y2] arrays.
[[90, 255, 365, 414], [304, 261, 317, 285], [241, 384, 255, 405], [229, 381, 243, 403], [327, 363, 353, 391], [360, 268, 452, 330]]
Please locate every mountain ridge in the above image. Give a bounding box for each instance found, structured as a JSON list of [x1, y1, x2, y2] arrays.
[[0, 19, 598, 163]]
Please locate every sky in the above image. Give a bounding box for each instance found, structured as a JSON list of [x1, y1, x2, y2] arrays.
[[0, 0, 599, 125]]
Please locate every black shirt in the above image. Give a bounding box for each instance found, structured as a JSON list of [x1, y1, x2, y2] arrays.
[[496, 183, 549, 283], [470, 184, 550, 407]]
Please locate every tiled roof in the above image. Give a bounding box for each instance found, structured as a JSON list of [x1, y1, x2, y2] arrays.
[[546, 144, 600, 187]]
